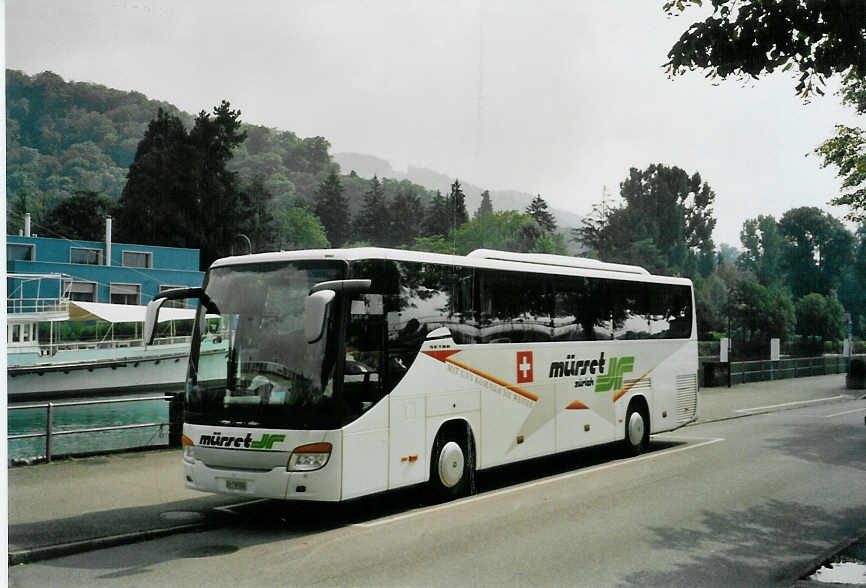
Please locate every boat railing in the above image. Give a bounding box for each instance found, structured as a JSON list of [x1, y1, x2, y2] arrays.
[[32, 335, 194, 356], [9, 396, 172, 463], [7, 297, 69, 314]]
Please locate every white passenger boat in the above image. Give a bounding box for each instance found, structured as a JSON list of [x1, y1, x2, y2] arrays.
[[8, 291, 225, 401]]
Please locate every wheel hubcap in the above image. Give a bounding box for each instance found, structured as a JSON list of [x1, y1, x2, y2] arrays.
[[628, 412, 645, 447], [438, 441, 465, 488]]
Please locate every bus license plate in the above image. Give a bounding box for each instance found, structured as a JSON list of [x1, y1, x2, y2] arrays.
[[226, 479, 247, 491]]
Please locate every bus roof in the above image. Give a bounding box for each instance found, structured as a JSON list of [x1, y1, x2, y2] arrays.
[[209, 247, 692, 286]]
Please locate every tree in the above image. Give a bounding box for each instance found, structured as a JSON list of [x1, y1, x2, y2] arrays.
[[814, 74, 866, 222], [738, 215, 784, 286], [474, 190, 493, 218], [446, 179, 469, 232], [116, 102, 250, 269], [313, 171, 351, 247], [838, 225, 866, 336], [778, 207, 854, 297], [424, 190, 450, 237], [664, 1, 866, 98], [273, 199, 330, 251], [795, 291, 845, 354], [574, 163, 717, 277], [664, 1, 866, 220], [353, 176, 390, 245], [728, 280, 796, 358], [525, 194, 557, 232], [389, 188, 425, 247], [44, 191, 116, 241], [237, 177, 280, 253]]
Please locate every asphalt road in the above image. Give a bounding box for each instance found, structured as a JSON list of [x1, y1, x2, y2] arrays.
[[9, 394, 866, 587]]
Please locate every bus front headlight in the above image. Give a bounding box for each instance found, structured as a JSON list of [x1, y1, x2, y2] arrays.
[[287, 442, 332, 471]]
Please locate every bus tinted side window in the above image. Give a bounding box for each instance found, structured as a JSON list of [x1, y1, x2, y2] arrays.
[[478, 269, 552, 343], [550, 275, 611, 341], [647, 283, 692, 339]]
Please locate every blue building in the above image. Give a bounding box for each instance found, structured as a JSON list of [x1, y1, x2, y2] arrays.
[[7, 217, 204, 309]]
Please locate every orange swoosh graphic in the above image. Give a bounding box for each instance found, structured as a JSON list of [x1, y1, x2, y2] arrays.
[[422, 350, 538, 403], [565, 400, 589, 410], [612, 370, 652, 402]]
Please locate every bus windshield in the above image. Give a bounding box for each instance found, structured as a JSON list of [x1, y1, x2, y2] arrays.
[[186, 260, 347, 430]]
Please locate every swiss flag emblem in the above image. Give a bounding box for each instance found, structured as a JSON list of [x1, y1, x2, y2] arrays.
[[516, 351, 533, 383]]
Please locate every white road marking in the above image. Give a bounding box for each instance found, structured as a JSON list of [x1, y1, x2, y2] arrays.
[[353, 436, 725, 529], [734, 395, 848, 414], [823, 407, 866, 418], [213, 498, 269, 514]]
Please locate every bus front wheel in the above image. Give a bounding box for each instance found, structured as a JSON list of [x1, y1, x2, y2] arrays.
[[430, 430, 471, 501], [624, 403, 649, 456]]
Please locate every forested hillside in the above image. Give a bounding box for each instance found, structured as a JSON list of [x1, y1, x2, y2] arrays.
[[6, 70, 564, 268]]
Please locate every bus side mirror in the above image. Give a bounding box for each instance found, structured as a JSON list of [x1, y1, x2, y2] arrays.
[[305, 290, 336, 344], [144, 286, 215, 347], [144, 297, 168, 346]]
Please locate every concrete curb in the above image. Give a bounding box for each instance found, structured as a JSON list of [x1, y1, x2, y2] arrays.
[[688, 392, 862, 427], [8, 521, 213, 566]]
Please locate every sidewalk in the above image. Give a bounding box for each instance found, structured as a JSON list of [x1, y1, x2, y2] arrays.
[[7, 374, 863, 565]]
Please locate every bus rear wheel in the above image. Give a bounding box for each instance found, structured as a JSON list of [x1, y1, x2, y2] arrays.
[[429, 431, 471, 501], [624, 404, 649, 456]]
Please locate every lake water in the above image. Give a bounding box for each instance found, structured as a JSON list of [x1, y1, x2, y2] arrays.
[[7, 389, 181, 463]]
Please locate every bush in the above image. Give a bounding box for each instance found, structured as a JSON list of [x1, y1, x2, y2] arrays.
[[848, 357, 866, 389]]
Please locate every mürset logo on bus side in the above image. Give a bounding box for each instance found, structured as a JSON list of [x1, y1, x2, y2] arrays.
[[546, 351, 635, 392], [198, 432, 286, 450]]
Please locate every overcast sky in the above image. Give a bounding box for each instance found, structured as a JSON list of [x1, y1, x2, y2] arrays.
[[6, 0, 861, 245]]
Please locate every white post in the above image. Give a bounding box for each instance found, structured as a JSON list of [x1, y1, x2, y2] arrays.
[[720, 338, 729, 363], [105, 216, 112, 266], [24, 212, 31, 237]]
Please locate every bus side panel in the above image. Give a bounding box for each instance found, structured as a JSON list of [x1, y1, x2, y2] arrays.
[[555, 381, 615, 451], [389, 393, 427, 489], [342, 398, 389, 500], [480, 382, 555, 469]]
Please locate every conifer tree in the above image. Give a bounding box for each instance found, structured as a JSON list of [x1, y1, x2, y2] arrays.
[[446, 179, 469, 231], [474, 189, 494, 218], [354, 175, 390, 245], [424, 190, 450, 237], [390, 188, 424, 247], [313, 171, 351, 247], [525, 194, 557, 232]]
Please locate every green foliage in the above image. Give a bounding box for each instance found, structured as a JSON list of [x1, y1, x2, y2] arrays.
[[574, 163, 716, 277], [313, 171, 351, 247], [44, 191, 117, 241], [525, 194, 557, 232], [778, 206, 854, 297], [738, 215, 784, 286], [410, 235, 451, 254], [474, 190, 494, 218], [273, 200, 330, 251], [116, 102, 253, 268], [424, 190, 450, 237], [664, 1, 866, 98], [354, 176, 391, 246], [447, 180, 469, 229], [816, 123, 866, 222], [390, 188, 425, 247], [729, 280, 796, 358], [795, 292, 845, 350]]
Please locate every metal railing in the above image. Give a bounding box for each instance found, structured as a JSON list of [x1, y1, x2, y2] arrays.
[[701, 354, 862, 387], [8, 395, 170, 463], [7, 297, 68, 314]]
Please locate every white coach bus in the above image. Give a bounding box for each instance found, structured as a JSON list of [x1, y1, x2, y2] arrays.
[[146, 248, 698, 502]]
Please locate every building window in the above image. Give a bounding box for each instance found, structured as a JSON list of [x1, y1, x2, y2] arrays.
[[158, 285, 186, 308], [64, 281, 97, 302], [70, 247, 103, 265], [122, 251, 152, 268], [7, 243, 34, 261], [110, 283, 141, 305]]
